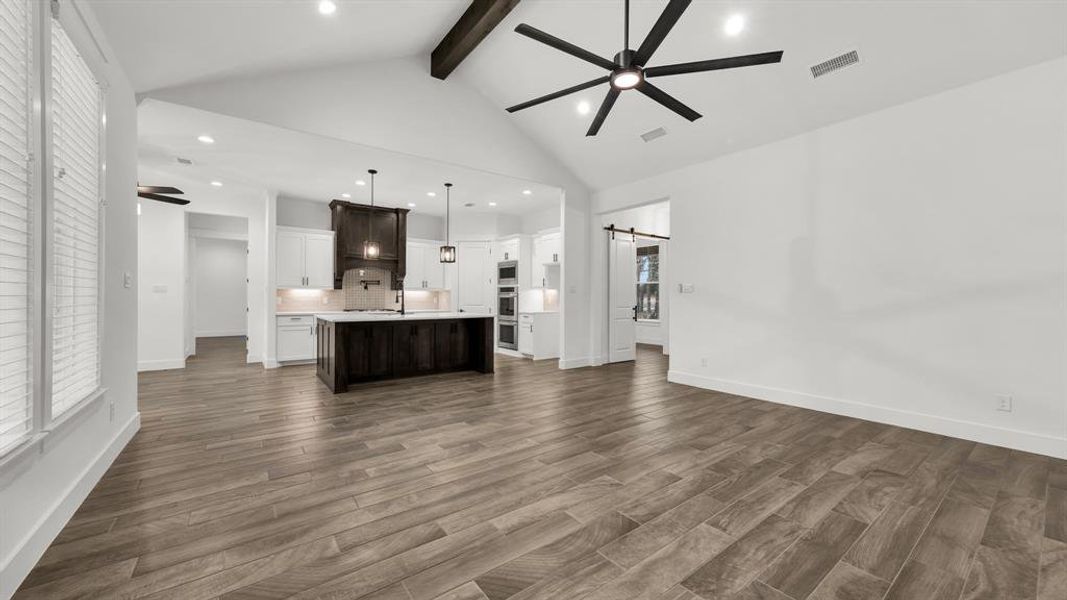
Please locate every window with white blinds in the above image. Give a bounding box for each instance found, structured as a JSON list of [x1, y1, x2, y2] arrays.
[[0, 0, 34, 453], [50, 18, 101, 417]]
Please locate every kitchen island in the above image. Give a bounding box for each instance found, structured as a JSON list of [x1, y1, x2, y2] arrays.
[[315, 312, 494, 393]]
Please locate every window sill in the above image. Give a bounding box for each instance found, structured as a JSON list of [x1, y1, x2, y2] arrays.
[[636, 319, 660, 324], [0, 387, 108, 488]]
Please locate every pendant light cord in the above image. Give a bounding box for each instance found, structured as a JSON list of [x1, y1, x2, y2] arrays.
[[444, 183, 452, 246], [624, 0, 629, 50], [368, 169, 377, 241]]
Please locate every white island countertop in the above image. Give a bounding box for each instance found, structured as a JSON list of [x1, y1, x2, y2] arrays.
[[315, 312, 493, 323]]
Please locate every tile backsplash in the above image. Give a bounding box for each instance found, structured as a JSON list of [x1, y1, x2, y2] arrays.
[[276, 268, 450, 313], [276, 288, 345, 312], [342, 267, 401, 311]]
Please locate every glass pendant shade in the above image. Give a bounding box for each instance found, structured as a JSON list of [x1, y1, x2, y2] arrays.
[[439, 245, 456, 263], [363, 240, 381, 260]]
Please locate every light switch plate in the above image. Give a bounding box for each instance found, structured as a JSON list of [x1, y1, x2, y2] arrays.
[[123, 272, 132, 288], [679, 283, 696, 294], [152, 284, 167, 293]]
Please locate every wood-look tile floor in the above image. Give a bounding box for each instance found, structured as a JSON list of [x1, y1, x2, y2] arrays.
[[14, 338, 1067, 600]]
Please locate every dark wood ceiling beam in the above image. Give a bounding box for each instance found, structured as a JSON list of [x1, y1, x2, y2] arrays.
[[431, 0, 521, 80]]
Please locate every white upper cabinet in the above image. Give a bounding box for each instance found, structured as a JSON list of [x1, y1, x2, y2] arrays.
[[304, 233, 335, 288], [497, 237, 521, 262], [276, 230, 307, 288], [276, 227, 334, 289], [406, 240, 446, 290], [531, 232, 561, 288], [406, 243, 426, 289]]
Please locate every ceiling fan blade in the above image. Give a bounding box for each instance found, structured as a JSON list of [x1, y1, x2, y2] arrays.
[[515, 23, 617, 71], [586, 89, 621, 137], [507, 76, 610, 113], [137, 185, 184, 195], [637, 81, 701, 121], [138, 192, 191, 206], [631, 0, 692, 66], [645, 50, 784, 78]]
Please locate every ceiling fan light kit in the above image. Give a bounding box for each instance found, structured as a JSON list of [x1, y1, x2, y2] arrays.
[[507, 0, 784, 136]]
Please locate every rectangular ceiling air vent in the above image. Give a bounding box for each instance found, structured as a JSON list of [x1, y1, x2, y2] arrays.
[[811, 50, 859, 79], [176, 157, 193, 165], [641, 127, 667, 143]]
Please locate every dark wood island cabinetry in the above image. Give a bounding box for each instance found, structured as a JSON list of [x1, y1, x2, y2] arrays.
[[316, 314, 494, 393]]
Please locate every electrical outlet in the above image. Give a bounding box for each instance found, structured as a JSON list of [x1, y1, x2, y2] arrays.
[[700, 357, 709, 368], [679, 283, 696, 294], [996, 394, 1013, 412], [123, 271, 132, 288], [321, 296, 329, 305]]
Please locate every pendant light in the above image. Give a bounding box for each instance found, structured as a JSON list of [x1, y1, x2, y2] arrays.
[[439, 183, 456, 263], [363, 169, 381, 259]]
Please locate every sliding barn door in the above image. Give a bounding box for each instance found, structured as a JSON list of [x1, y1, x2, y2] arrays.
[[608, 234, 637, 363]]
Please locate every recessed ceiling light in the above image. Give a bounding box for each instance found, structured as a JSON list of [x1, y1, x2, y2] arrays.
[[197, 134, 215, 144], [427, 192, 436, 197], [576, 100, 591, 115], [210, 181, 223, 187], [488, 202, 497, 207], [355, 180, 366, 186], [407, 202, 416, 207], [341, 193, 351, 198], [522, 189, 532, 195], [724, 14, 745, 36], [317, 0, 336, 16]]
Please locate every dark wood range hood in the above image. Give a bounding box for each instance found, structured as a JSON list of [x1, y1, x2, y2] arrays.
[[328, 200, 409, 289]]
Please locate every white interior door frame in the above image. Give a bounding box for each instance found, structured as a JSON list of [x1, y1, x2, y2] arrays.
[[607, 231, 637, 363]]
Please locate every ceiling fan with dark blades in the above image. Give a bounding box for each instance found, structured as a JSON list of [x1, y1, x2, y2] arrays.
[[137, 185, 190, 206], [506, 0, 784, 136]]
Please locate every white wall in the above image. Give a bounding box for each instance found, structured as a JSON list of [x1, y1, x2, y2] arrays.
[[193, 237, 248, 337], [277, 196, 330, 230], [595, 57, 1067, 459], [137, 199, 187, 370], [520, 206, 561, 235], [149, 55, 593, 367], [408, 213, 445, 240], [189, 212, 248, 235], [0, 2, 141, 596]]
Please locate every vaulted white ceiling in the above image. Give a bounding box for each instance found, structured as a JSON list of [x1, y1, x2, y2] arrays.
[[456, 0, 1067, 189], [91, 0, 1067, 191], [88, 0, 468, 92]]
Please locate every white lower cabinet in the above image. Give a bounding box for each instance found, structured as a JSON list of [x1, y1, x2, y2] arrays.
[[518, 312, 559, 360], [277, 315, 316, 362]]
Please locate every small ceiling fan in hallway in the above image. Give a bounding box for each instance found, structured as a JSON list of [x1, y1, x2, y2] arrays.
[[506, 0, 784, 136], [137, 185, 189, 205]]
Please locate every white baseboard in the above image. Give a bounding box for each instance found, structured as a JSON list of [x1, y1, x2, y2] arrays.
[[137, 358, 185, 372], [559, 356, 594, 369], [194, 330, 247, 338], [0, 413, 140, 599], [263, 359, 280, 369], [668, 370, 1067, 460]]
